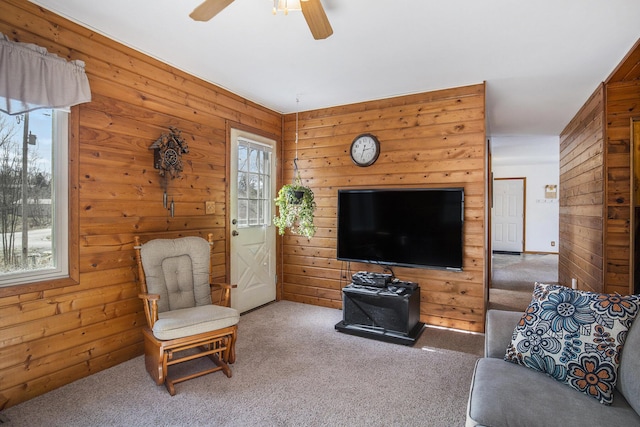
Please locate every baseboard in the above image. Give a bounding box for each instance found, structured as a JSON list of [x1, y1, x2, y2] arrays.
[[492, 250, 558, 255]]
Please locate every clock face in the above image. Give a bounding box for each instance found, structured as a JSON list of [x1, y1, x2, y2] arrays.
[[163, 148, 179, 166], [350, 134, 380, 167]]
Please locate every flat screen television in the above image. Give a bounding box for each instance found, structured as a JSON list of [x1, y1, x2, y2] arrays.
[[337, 188, 464, 271]]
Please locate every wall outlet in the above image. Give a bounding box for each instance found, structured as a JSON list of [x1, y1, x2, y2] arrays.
[[551, 241, 556, 247], [571, 278, 577, 290], [205, 201, 215, 215]]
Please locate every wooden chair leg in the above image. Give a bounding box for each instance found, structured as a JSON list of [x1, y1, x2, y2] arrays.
[[225, 328, 237, 364], [208, 353, 232, 378], [143, 329, 165, 385], [143, 327, 237, 395]]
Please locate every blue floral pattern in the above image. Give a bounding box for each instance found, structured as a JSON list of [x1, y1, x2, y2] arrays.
[[505, 283, 640, 405], [539, 288, 595, 333], [515, 320, 561, 354]]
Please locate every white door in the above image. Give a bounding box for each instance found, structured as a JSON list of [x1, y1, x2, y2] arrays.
[[230, 129, 277, 313], [492, 178, 525, 252]]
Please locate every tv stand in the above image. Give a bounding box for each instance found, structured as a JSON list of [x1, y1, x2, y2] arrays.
[[335, 282, 424, 345]]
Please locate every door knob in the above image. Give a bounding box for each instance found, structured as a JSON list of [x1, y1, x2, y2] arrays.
[[232, 230, 239, 236]]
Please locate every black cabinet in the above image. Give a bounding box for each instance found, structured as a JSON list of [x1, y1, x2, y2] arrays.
[[335, 284, 424, 345]]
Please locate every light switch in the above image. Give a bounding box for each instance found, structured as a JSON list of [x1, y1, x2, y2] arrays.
[[205, 201, 215, 215]]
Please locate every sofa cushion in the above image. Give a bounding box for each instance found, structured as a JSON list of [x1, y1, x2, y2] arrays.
[[504, 283, 640, 405], [617, 306, 640, 414], [485, 309, 524, 358], [467, 358, 640, 427]]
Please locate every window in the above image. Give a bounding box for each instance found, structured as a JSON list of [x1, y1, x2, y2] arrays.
[[0, 109, 69, 287], [236, 137, 272, 228]]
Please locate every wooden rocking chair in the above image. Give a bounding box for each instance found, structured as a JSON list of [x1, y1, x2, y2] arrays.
[[134, 234, 239, 395]]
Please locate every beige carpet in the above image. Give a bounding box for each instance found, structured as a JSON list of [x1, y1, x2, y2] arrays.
[[2, 301, 484, 427], [489, 253, 558, 312]]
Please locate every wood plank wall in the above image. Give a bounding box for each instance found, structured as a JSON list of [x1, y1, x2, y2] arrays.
[[0, 0, 488, 409], [558, 86, 606, 292], [0, 0, 281, 409], [280, 85, 487, 332], [559, 38, 640, 295], [604, 37, 640, 295], [604, 80, 638, 294]]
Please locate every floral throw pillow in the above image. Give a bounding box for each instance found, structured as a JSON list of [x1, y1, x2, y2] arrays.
[[504, 283, 640, 405]]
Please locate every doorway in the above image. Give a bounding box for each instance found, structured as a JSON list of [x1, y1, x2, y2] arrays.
[[492, 178, 525, 253], [229, 128, 277, 313]]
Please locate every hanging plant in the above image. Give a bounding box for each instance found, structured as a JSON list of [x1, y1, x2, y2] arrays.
[[274, 100, 317, 239], [274, 173, 317, 239]]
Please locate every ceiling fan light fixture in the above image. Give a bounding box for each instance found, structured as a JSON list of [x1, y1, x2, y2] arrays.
[[190, 0, 331, 40], [273, 0, 302, 15]]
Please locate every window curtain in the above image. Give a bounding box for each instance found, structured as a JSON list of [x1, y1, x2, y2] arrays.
[[0, 32, 91, 115]]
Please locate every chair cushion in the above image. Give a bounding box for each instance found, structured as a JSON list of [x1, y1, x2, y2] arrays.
[[504, 283, 640, 405], [153, 304, 240, 340], [140, 236, 212, 312]]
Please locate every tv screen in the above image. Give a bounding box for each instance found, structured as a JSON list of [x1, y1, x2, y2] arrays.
[[337, 188, 464, 271]]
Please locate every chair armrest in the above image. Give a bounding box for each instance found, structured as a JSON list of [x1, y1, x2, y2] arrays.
[[138, 293, 161, 301], [211, 283, 237, 290], [138, 293, 161, 327], [485, 309, 523, 358], [210, 283, 237, 307]]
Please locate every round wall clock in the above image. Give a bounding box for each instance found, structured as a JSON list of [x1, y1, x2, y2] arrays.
[[350, 133, 380, 167]]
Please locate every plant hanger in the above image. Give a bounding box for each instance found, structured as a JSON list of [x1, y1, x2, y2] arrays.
[[273, 98, 317, 238], [292, 101, 302, 186]]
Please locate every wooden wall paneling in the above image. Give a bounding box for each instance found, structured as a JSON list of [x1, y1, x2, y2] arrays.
[[279, 84, 487, 332], [0, 0, 281, 409], [603, 41, 640, 295], [559, 85, 606, 293], [607, 38, 640, 84], [559, 37, 640, 296], [0, 2, 280, 136], [633, 120, 640, 294], [0, 0, 489, 409], [604, 80, 639, 294]]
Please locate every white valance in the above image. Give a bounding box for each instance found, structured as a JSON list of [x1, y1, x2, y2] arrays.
[[0, 32, 91, 115]]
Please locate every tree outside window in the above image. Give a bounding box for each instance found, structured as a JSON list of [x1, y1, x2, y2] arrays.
[[0, 109, 59, 281]]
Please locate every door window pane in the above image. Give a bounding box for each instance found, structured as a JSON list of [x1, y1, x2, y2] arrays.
[[237, 138, 272, 228]]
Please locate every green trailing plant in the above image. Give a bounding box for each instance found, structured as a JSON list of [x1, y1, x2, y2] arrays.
[[273, 174, 317, 239]]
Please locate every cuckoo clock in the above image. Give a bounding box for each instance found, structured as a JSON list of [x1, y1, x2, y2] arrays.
[[149, 126, 189, 178]]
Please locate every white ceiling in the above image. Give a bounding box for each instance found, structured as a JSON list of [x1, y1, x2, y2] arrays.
[[29, 0, 640, 137]]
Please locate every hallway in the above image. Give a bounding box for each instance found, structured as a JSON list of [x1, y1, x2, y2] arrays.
[[489, 253, 559, 312]]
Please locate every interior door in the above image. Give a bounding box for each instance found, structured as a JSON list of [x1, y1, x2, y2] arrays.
[[492, 178, 525, 253], [230, 128, 276, 313]]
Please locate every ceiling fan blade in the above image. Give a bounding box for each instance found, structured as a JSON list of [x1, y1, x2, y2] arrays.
[[189, 0, 235, 22], [300, 0, 333, 40]]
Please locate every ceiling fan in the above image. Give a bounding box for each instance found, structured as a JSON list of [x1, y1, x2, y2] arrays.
[[189, 0, 333, 40]]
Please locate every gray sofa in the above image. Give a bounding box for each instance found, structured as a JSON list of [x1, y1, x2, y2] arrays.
[[466, 309, 640, 427]]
